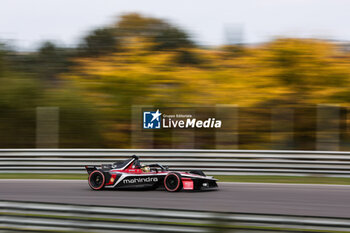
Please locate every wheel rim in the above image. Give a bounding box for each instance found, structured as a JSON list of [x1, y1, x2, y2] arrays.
[[165, 174, 179, 190], [89, 171, 104, 189]]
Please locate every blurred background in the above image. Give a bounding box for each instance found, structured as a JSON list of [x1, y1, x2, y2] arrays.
[[2, 2, 350, 232], [1, 0, 350, 150]]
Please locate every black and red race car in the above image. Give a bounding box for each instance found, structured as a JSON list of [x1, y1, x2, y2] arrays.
[[85, 155, 218, 192]]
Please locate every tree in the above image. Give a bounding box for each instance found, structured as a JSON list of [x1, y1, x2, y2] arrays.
[[0, 43, 12, 77], [153, 26, 193, 51], [116, 13, 195, 51], [116, 13, 167, 37], [35, 41, 73, 82], [10, 41, 74, 83], [79, 27, 119, 57], [263, 39, 349, 105]]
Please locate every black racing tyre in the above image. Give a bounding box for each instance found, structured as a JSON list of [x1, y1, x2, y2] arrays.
[[88, 170, 105, 190], [190, 170, 205, 176], [164, 173, 183, 192]]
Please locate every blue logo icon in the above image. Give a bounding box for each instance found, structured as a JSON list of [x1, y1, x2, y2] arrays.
[[143, 109, 162, 129]]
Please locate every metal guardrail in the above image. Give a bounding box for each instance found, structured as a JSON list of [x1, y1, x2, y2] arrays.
[[1, 200, 350, 232], [1, 149, 350, 177]]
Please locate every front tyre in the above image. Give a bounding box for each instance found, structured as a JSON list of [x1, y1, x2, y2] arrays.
[[164, 173, 183, 192], [88, 170, 105, 190]]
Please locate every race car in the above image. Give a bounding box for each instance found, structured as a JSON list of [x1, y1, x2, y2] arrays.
[[85, 155, 218, 192]]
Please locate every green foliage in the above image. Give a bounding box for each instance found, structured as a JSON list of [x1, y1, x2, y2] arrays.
[[116, 13, 168, 37], [49, 93, 104, 148], [153, 26, 193, 51], [175, 50, 202, 65], [36, 42, 73, 81], [0, 75, 41, 147], [66, 36, 350, 149], [0, 44, 5, 76], [115, 13, 195, 51], [79, 27, 119, 57], [10, 41, 74, 83], [2, 13, 350, 149]]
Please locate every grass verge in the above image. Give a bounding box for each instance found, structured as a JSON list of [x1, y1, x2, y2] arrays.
[[0, 173, 87, 180], [214, 175, 350, 185], [1, 173, 350, 185]]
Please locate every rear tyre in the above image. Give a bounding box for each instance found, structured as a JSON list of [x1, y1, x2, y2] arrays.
[[88, 170, 105, 190], [190, 170, 205, 176], [164, 173, 183, 192]]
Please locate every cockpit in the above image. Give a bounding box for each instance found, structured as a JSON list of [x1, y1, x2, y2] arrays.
[[108, 155, 168, 172]]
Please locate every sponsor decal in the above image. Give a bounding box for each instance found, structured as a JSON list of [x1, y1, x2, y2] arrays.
[[143, 109, 222, 129], [123, 177, 158, 184], [163, 117, 221, 128], [143, 110, 162, 129], [183, 180, 194, 190]]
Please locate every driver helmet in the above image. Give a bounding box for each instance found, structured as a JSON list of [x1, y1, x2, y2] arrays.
[[141, 165, 150, 173]]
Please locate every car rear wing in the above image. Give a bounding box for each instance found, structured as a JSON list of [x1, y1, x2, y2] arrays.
[[85, 165, 97, 174]]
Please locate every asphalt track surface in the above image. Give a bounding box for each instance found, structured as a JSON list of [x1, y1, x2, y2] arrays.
[[1, 180, 350, 217]]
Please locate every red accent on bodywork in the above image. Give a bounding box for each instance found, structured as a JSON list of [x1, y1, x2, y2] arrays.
[[110, 169, 169, 175], [126, 161, 136, 169], [106, 173, 117, 185], [182, 178, 194, 190], [123, 169, 143, 174]]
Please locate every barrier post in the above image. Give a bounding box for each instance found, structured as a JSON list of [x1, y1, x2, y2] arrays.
[[215, 105, 238, 149], [172, 108, 195, 149], [131, 105, 154, 149], [36, 107, 59, 148], [271, 108, 294, 149], [317, 104, 340, 151]]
